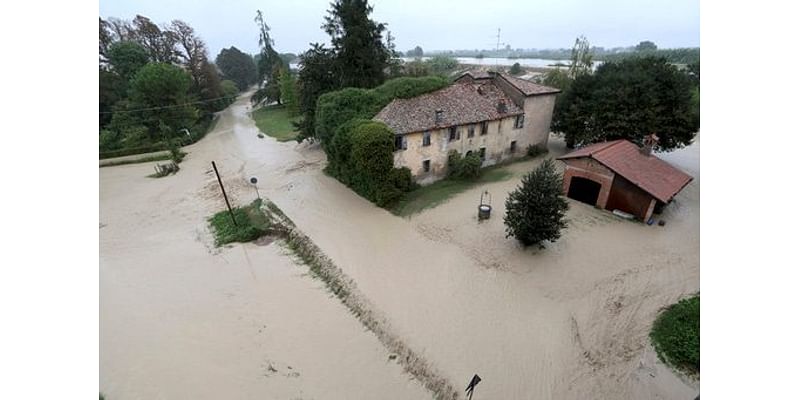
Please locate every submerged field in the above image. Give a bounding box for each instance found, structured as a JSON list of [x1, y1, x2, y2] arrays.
[[101, 92, 700, 400]]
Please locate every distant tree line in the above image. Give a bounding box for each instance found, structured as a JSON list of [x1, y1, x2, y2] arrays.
[[99, 15, 241, 156], [426, 41, 699, 65]]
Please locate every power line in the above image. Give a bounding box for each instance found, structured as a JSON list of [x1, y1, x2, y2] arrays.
[[99, 94, 238, 115]]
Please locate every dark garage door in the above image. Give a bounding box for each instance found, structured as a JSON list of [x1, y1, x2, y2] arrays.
[[567, 177, 602, 206]]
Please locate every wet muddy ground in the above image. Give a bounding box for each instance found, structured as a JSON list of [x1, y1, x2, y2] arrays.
[[100, 93, 699, 399]]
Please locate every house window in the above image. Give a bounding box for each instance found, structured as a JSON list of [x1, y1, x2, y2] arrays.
[[394, 135, 407, 151], [422, 159, 431, 173], [422, 131, 431, 146], [479, 147, 486, 160], [468, 124, 475, 138], [448, 126, 459, 141], [480, 121, 489, 135], [514, 115, 525, 129], [510, 141, 517, 153]]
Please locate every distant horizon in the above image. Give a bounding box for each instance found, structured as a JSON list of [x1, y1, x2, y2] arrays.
[[100, 0, 698, 60]]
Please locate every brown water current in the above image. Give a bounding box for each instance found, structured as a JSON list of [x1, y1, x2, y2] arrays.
[[101, 92, 700, 399]]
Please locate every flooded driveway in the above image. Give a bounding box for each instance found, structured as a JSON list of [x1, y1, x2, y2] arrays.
[[101, 92, 699, 399]]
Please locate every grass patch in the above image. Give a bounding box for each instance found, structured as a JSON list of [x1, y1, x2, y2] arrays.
[[650, 295, 700, 377], [390, 166, 513, 217], [208, 199, 272, 246], [252, 104, 300, 142]]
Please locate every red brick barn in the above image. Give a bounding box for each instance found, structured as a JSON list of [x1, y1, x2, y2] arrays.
[[556, 139, 693, 222]]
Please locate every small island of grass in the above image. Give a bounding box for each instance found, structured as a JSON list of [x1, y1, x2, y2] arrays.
[[650, 295, 700, 377]]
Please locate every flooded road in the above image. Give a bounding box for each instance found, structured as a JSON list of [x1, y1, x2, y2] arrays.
[[99, 95, 431, 399], [101, 92, 699, 399]]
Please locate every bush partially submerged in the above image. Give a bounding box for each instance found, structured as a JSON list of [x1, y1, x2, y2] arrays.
[[208, 199, 272, 246], [650, 295, 700, 376]]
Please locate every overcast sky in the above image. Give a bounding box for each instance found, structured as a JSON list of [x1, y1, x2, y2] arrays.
[[100, 0, 699, 58]]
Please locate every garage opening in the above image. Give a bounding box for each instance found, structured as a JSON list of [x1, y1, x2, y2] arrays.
[[567, 177, 602, 206]]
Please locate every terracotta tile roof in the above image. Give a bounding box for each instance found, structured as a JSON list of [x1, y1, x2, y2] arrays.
[[456, 70, 561, 96], [497, 73, 562, 96], [373, 82, 522, 135], [558, 140, 693, 203]]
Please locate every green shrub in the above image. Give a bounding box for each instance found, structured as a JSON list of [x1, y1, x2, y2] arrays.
[[208, 199, 271, 246], [315, 88, 379, 149], [390, 167, 414, 192], [650, 295, 700, 376], [527, 144, 548, 157], [371, 76, 450, 104], [447, 150, 482, 180], [314, 76, 450, 150]]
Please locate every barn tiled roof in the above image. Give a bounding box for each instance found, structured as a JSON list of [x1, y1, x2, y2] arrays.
[[558, 140, 693, 203], [373, 82, 522, 135]]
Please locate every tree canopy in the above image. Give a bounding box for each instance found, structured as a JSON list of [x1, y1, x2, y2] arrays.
[[125, 63, 197, 140], [107, 41, 150, 81], [504, 159, 569, 248], [323, 0, 391, 88], [553, 56, 698, 151], [215, 46, 258, 91]]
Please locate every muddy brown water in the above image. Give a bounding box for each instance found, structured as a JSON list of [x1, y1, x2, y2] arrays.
[[101, 93, 699, 399]]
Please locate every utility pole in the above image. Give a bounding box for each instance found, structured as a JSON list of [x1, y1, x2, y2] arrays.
[[212, 161, 237, 226]]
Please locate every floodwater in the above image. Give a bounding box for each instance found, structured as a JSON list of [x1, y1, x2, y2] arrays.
[[101, 92, 699, 399], [99, 98, 431, 399]]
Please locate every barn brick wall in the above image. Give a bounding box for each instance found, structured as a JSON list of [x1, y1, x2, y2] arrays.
[[561, 158, 615, 209]]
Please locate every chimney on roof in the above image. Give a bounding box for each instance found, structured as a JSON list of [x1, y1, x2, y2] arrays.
[[497, 99, 507, 113], [435, 109, 444, 125], [641, 133, 659, 156]]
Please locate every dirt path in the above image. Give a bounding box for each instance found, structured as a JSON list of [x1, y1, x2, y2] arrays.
[[99, 94, 432, 399], [101, 91, 699, 399]]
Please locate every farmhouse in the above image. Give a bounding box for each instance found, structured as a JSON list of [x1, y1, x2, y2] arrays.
[[374, 71, 560, 184], [557, 136, 693, 222]]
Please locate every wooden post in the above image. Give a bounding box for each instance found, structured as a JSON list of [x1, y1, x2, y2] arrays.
[[211, 161, 237, 226]]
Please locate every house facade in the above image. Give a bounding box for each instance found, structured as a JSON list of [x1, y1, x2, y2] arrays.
[[373, 71, 560, 184]]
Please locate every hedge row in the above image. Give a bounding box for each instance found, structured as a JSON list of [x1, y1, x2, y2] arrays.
[[315, 76, 449, 206]]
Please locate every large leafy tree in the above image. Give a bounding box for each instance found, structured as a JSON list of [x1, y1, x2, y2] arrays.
[[254, 10, 284, 85], [107, 41, 149, 82], [215, 46, 257, 91], [168, 20, 227, 113], [295, 44, 338, 141], [279, 68, 299, 115], [323, 0, 390, 88], [124, 63, 198, 141], [553, 56, 698, 151], [99, 18, 114, 65], [504, 159, 569, 248], [131, 15, 178, 63]]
